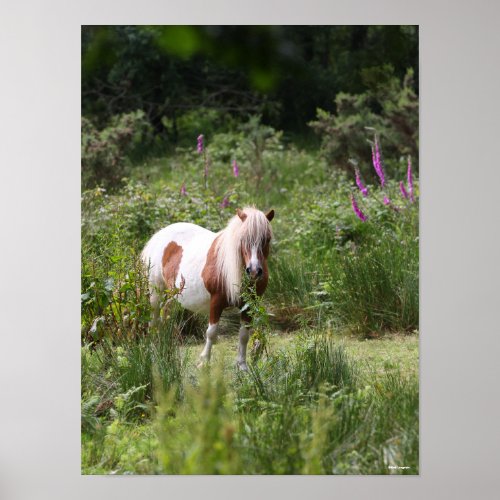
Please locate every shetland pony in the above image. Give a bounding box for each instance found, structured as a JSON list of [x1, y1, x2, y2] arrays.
[[141, 207, 274, 370]]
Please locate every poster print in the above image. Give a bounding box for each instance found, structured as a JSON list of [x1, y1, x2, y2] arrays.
[[81, 26, 419, 475]]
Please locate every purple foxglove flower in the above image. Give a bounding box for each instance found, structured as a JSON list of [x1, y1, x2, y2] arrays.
[[232, 159, 239, 178], [220, 196, 230, 208], [399, 181, 409, 199], [407, 156, 414, 202], [372, 139, 386, 187], [371, 146, 381, 182], [383, 195, 390, 206], [180, 183, 187, 196], [351, 194, 367, 222], [355, 168, 368, 197], [197, 134, 204, 154]]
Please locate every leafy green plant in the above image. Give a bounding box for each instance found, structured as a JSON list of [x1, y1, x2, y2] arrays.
[[81, 255, 153, 342], [238, 115, 284, 189], [82, 110, 152, 189], [300, 389, 336, 474], [156, 364, 242, 474], [240, 275, 272, 361], [309, 68, 418, 180]]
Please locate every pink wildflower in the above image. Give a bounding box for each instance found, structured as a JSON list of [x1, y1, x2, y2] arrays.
[[351, 194, 367, 222], [232, 159, 239, 178], [220, 196, 230, 208], [407, 156, 415, 202], [355, 168, 368, 197], [372, 138, 386, 187], [180, 183, 187, 196], [197, 134, 204, 154], [383, 195, 391, 206], [399, 181, 409, 199]]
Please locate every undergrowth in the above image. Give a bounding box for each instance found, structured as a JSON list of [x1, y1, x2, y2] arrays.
[[82, 332, 418, 474]]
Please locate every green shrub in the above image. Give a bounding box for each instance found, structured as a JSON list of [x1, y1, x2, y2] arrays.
[[81, 254, 153, 342], [309, 68, 418, 180], [81, 314, 187, 429], [156, 365, 242, 474], [164, 107, 239, 147], [82, 110, 153, 189]]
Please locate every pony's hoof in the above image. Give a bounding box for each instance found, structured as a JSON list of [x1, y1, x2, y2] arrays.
[[236, 361, 249, 372], [197, 358, 208, 369]]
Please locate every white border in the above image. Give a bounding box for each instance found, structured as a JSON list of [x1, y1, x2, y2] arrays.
[[1, 1, 500, 499]]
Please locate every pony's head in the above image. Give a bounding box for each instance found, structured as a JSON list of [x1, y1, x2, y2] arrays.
[[236, 207, 274, 280], [215, 206, 275, 304]]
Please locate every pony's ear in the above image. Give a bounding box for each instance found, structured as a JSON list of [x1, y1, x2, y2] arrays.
[[237, 208, 247, 222], [266, 209, 275, 222]]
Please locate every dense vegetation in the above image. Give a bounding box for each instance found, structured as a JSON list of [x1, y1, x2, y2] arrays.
[[81, 26, 419, 475], [82, 26, 418, 160]]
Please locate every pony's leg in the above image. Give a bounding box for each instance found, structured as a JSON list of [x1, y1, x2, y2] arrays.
[[198, 322, 219, 367], [150, 288, 162, 327], [197, 295, 224, 367], [236, 311, 252, 371], [236, 323, 251, 371]]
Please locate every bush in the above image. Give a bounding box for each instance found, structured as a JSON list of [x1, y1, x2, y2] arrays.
[[81, 311, 187, 425], [82, 110, 153, 189], [163, 107, 239, 147], [309, 68, 418, 180]]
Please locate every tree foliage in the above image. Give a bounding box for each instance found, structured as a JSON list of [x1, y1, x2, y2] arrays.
[[82, 26, 418, 140], [309, 68, 418, 179]]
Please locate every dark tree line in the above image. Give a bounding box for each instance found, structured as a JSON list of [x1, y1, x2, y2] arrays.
[[82, 25, 418, 142]]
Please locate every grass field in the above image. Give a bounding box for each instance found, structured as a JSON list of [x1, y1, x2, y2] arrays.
[[82, 322, 419, 474], [81, 124, 419, 475]]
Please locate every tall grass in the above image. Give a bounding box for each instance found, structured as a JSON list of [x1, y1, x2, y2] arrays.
[[148, 334, 419, 475], [325, 215, 419, 334], [264, 254, 321, 330], [266, 254, 317, 307], [156, 365, 242, 474], [81, 310, 187, 424], [230, 335, 359, 474], [82, 303, 418, 475]]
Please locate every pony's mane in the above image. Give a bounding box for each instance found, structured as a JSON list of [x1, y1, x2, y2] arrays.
[[215, 206, 272, 305]]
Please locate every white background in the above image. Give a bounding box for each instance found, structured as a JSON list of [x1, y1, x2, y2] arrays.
[[1, 1, 499, 498]]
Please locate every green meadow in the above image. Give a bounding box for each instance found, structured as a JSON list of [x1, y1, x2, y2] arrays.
[[81, 127, 419, 474]]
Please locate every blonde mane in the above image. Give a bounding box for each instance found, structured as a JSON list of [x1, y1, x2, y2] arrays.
[[215, 207, 272, 305]]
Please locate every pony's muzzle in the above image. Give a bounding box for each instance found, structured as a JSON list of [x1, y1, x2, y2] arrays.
[[246, 266, 263, 280]]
